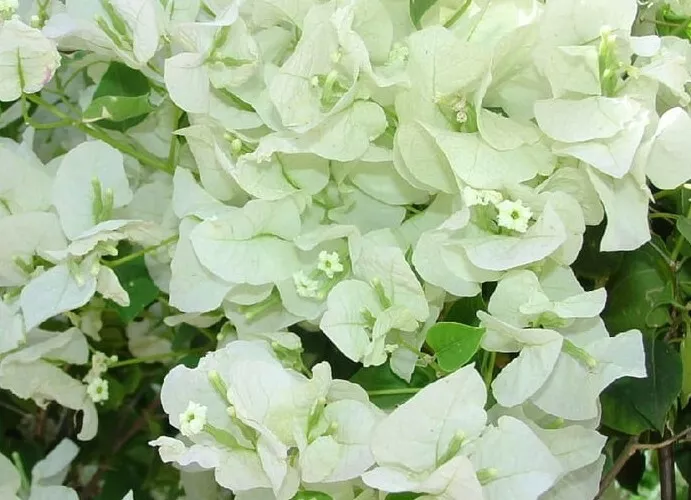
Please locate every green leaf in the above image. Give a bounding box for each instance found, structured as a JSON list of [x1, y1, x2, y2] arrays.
[[426, 322, 485, 372], [108, 256, 160, 323], [92, 62, 150, 99], [682, 336, 691, 407], [614, 443, 645, 494], [83, 95, 154, 124], [573, 223, 624, 281], [409, 0, 438, 29], [292, 492, 332, 500], [90, 62, 152, 131], [444, 293, 485, 326], [601, 338, 682, 434], [387, 494, 423, 500], [350, 364, 436, 408], [678, 217, 691, 244], [603, 243, 674, 334]]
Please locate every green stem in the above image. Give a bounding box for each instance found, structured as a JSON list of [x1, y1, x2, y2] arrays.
[[110, 347, 206, 368], [167, 108, 181, 171], [21, 94, 71, 130], [671, 204, 691, 263], [366, 388, 422, 397], [671, 17, 691, 37], [11, 452, 30, 494], [24, 93, 173, 174], [650, 213, 680, 221], [443, 0, 472, 28], [482, 351, 496, 388], [103, 235, 178, 268]]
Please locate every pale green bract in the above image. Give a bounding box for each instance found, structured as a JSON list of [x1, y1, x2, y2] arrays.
[[4, 0, 690, 497]]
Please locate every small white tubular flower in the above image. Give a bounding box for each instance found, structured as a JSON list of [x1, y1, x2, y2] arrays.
[[91, 352, 110, 375], [483, 190, 504, 206], [452, 96, 469, 124], [463, 187, 504, 207], [387, 42, 409, 65], [179, 402, 208, 437], [463, 187, 484, 207], [0, 0, 17, 18], [496, 199, 533, 233], [317, 251, 344, 278], [293, 271, 320, 298], [86, 377, 109, 404]]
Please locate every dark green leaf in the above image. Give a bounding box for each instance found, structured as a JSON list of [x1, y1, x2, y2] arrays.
[[682, 336, 691, 407], [444, 294, 485, 326], [614, 440, 645, 493], [573, 223, 624, 281], [292, 492, 332, 500], [93, 62, 150, 99], [108, 256, 160, 323], [350, 364, 435, 408], [426, 322, 485, 372], [172, 324, 197, 351], [678, 217, 691, 245], [83, 95, 154, 124], [91, 62, 151, 131], [601, 338, 682, 433], [387, 494, 423, 500], [603, 244, 674, 334], [409, 0, 438, 29]]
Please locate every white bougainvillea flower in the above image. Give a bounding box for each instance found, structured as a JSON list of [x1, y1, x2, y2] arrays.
[[0, 18, 60, 101], [0, 298, 24, 356], [180, 401, 209, 437], [44, 0, 165, 70], [0, 327, 97, 440], [155, 339, 381, 498], [363, 365, 488, 496], [52, 140, 133, 240], [299, 398, 384, 484], [534, 97, 648, 179], [86, 376, 109, 404], [480, 311, 647, 420], [0, 438, 81, 500], [468, 416, 562, 500], [585, 167, 651, 252], [488, 403, 607, 500], [495, 199, 533, 233], [0, 212, 67, 287], [169, 218, 233, 314], [165, 18, 259, 114], [645, 107, 691, 190], [19, 257, 98, 331], [190, 196, 303, 286], [486, 265, 607, 330], [0, 139, 54, 214], [631, 35, 691, 106]]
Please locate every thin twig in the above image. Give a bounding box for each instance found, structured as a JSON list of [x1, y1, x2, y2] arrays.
[[595, 435, 639, 500], [596, 428, 691, 499], [634, 427, 691, 451]]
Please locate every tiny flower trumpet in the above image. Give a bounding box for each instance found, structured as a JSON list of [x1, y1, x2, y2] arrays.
[[293, 270, 320, 298], [179, 402, 208, 437], [317, 250, 344, 278], [496, 199, 533, 233], [86, 377, 109, 404]]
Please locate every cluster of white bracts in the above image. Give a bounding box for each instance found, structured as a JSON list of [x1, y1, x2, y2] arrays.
[[151, 339, 610, 500], [0, 0, 690, 497]]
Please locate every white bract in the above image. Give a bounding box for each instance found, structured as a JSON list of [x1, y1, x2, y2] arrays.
[[152, 339, 383, 499], [0, 0, 688, 497]]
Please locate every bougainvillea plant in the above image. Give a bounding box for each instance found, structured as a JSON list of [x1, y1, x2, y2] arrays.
[[3, 0, 691, 499]]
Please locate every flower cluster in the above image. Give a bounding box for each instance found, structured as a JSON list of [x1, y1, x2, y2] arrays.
[[0, 0, 690, 497]]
